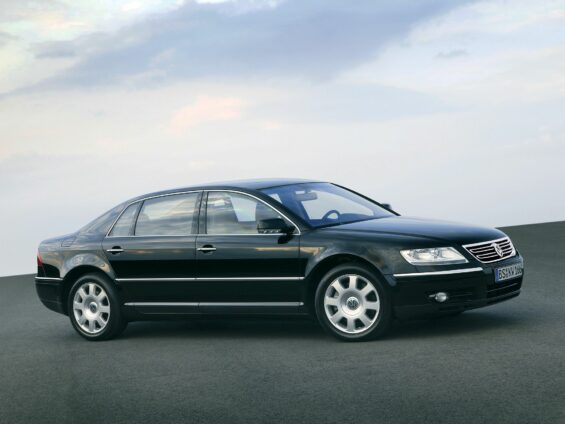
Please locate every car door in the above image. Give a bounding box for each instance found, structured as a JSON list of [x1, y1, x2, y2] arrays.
[[195, 190, 303, 313], [102, 191, 202, 310]]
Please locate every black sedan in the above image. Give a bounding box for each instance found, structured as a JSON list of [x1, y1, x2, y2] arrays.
[[35, 179, 524, 341]]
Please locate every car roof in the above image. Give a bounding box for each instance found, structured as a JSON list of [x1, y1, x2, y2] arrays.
[[128, 178, 323, 203], [199, 178, 321, 190]]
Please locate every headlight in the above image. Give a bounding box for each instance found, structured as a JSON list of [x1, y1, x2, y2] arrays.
[[400, 247, 468, 265]]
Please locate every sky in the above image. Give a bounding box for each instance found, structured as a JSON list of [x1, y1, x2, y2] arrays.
[[1, 0, 565, 276]]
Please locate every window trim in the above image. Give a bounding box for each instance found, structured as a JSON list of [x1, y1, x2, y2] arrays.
[[105, 190, 203, 238], [105, 189, 301, 238], [202, 190, 301, 236]]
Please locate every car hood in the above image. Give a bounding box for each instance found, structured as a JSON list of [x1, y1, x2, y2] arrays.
[[329, 216, 505, 245]]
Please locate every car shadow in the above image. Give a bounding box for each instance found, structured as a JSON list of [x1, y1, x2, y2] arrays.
[[120, 316, 327, 341], [387, 309, 530, 341], [117, 309, 531, 342]]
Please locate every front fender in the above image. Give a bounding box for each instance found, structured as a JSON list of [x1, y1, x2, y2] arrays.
[[303, 241, 395, 277], [300, 229, 438, 286]]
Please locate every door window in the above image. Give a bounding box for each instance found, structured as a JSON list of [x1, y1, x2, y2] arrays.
[[135, 193, 199, 236], [205, 192, 284, 235]]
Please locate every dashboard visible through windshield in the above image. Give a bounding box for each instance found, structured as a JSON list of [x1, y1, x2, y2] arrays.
[[261, 183, 393, 228]]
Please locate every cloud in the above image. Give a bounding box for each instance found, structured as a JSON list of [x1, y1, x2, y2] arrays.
[[34, 40, 77, 59], [0, 31, 16, 47], [436, 48, 467, 59], [253, 83, 448, 124], [10, 0, 474, 94], [0, 0, 61, 23], [169, 95, 245, 134]]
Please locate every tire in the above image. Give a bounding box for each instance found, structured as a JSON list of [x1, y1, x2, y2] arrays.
[[67, 273, 127, 341], [314, 263, 392, 342]]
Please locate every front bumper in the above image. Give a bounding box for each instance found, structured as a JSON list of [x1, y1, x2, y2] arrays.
[[35, 277, 66, 314], [392, 255, 524, 319]]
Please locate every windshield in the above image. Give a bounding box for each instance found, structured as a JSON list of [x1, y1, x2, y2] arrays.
[[261, 183, 393, 228]]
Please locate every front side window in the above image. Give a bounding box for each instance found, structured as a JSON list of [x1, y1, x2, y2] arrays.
[[109, 202, 140, 237], [135, 193, 199, 236], [206, 192, 284, 234], [261, 183, 393, 228]]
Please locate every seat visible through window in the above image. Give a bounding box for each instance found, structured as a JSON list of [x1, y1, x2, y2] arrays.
[[206, 192, 283, 235]]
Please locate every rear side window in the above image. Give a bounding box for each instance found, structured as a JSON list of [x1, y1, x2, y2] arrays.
[[81, 203, 126, 235], [109, 203, 140, 237], [135, 193, 199, 236]]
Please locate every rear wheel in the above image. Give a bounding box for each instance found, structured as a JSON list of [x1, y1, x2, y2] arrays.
[[314, 263, 392, 341], [68, 273, 127, 341]]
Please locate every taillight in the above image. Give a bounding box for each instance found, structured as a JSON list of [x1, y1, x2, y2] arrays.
[[37, 252, 45, 276]]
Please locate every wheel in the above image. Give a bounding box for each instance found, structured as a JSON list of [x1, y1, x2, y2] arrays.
[[314, 263, 392, 341], [67, 273, 127, 341]]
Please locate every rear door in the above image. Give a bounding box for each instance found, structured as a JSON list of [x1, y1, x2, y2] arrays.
[[195, 190, 303, 314], [102, 191, 202, 310]]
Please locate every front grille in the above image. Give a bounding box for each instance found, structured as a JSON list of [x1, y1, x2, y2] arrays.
[[463, 237, 516, 264]]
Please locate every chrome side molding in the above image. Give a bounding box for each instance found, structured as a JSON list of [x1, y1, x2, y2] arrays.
[[124, 302, 304, 307], [116, 276, 304, 282], [35, 276, 63, 281], [393, 267, 483, 278]]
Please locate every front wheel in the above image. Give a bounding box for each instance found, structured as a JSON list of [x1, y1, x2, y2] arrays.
[[315, 263, 392, 341], [68, 273, 127, 341]]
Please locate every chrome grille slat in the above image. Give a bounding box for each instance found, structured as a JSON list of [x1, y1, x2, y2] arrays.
[[463, 237, 516, 264], [471, 246, 496, 252]]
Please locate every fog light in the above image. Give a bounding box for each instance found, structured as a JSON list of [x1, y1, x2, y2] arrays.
[[434, 292, 449, 303]]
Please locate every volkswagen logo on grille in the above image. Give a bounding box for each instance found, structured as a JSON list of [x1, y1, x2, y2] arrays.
[[493, 243, 504, 257]]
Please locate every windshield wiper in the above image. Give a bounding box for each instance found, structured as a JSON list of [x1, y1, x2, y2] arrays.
[[316, 217, 382, 229]]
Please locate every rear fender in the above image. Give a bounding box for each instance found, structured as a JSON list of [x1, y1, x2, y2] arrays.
[[61, 252, 115, 280]]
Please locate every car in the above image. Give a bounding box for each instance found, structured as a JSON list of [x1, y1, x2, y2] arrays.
[[35, 179, 524, 341]]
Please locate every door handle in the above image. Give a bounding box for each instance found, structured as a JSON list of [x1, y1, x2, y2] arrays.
[[106, 246, 124, 254], [197, 245, 217, 253]]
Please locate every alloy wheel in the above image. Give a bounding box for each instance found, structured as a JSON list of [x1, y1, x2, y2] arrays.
[[323, 274, 380, 334], [72, 282, 111, 334]]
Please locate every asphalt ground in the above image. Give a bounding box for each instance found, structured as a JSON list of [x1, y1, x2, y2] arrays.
[[1, 221, 564, 423]]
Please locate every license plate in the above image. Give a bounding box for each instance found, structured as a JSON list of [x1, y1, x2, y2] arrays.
[[495, 263, 523, 283]]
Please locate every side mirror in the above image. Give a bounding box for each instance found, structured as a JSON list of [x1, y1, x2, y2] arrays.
[[257, 218, 294, 234], [381, 203, 393, 211]]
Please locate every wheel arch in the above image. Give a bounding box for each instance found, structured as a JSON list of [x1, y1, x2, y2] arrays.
[[304, 254, 387, 311], [61, 265, 114, 314]]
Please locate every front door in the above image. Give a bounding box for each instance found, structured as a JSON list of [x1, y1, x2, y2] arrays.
[[195, 190, 302, 313], [102, 191, 202, 310]]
